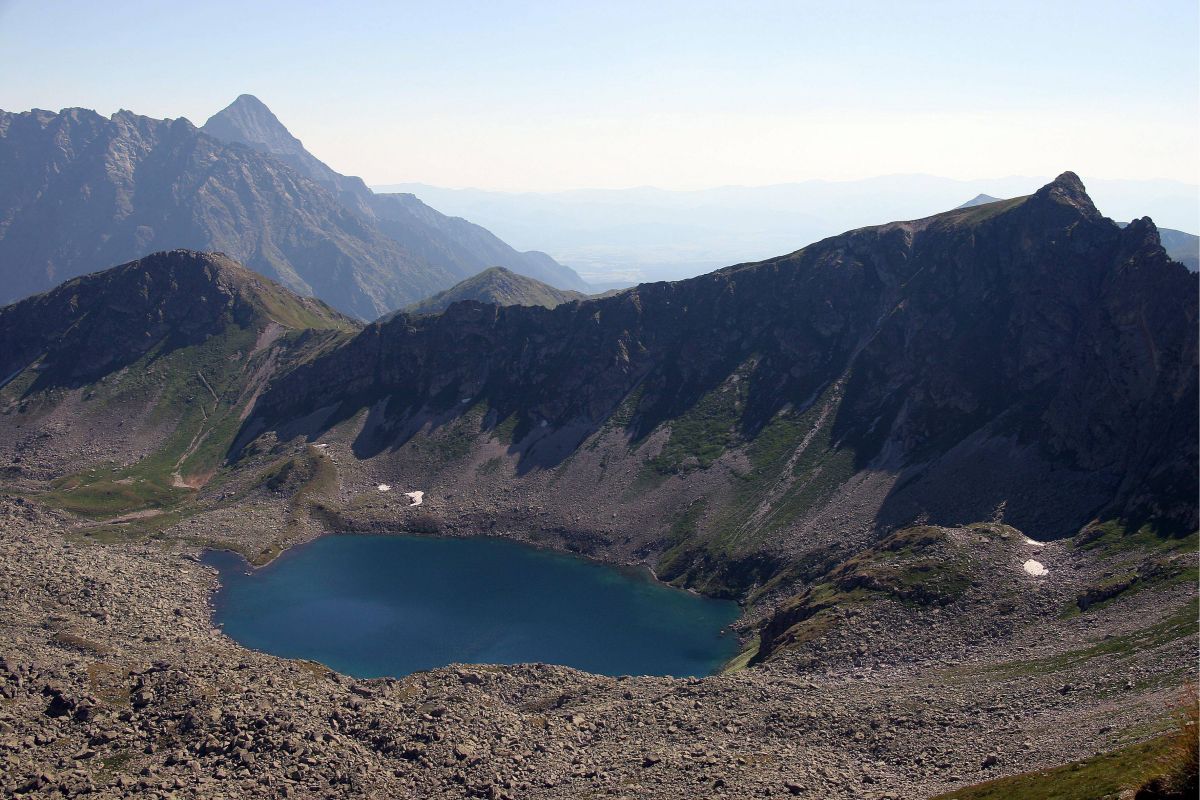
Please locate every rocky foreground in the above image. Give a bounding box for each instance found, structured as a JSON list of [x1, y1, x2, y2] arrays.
[[1, 496, 1193, 799]]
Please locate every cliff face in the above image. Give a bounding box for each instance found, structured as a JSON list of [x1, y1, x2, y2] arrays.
[[248, 175, 1198, 538]]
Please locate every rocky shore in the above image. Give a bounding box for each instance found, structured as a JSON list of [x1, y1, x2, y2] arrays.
[[1, 496, 1193, 799]]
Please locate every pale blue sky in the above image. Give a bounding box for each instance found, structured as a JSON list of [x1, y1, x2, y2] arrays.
[[1, 0, 1197, 190]]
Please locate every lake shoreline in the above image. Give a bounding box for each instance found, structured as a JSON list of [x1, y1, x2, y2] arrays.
[[203, 533, 743, 680]]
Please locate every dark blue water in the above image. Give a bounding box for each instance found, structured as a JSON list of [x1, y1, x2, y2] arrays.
[[204, 535, 741, 678]]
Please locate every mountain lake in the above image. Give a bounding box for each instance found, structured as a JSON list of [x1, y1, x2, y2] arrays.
[[204, 534, 742, 678]]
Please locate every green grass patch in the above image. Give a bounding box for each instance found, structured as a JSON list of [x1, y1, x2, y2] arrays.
[[1074, 521, 1198, 556], [1061, 526, 1198, 618], [491, 413, 519, 445], [252, 291, 358, 334], [407, 402, 488, 463], [43, 468, 188, 517], [929, 734, 1173, 800], [35, 321, 272, 516], [708, 381, 854, 552], [623, 462, 670, 499], [656, 499, 708, 575], [941, 195, 1028, 229], [649, 361, 755, 474], [606, 383, 645, 432], [293, 446, 339, 508], [720, 634, 760, 674], [70, 509, 185, 544], [756, 527, 969, 660]]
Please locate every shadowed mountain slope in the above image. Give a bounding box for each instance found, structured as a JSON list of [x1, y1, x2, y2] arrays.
[[0, 250, 358, 502], [1135, 224, 1198, 272], [244, 174, 1197, 555], [961, 195, 1197, 272]]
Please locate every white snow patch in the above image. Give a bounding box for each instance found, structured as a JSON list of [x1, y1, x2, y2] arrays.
[[1023, 559, 1048, 577], [313, 443, 329, 449], [404, 491, 424, 507], [1023, 537, 1046, 547], [539, 420, 548, 428], [461, 397, 472, 404], [377, 484, 392, 492]]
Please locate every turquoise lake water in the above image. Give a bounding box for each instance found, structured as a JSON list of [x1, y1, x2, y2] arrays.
[[203, 535, 742, 678]]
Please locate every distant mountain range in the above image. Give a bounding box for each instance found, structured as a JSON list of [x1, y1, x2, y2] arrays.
[[401, 267, 589, 316], [956, 194, 1002, 208], [0, 97, 586, 319], [378, 176, 1200, 285], [202, 96, 587, 295]]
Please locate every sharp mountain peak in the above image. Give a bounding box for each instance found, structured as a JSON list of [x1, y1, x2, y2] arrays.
[[202, 94, 306, 155], [955, 193, 1003, 209], [1032, 170, 1101, 218]]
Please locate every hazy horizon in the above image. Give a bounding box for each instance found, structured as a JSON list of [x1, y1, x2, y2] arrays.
[[366, 172, 1200, 286], [376, 172, 1200, 197], [2, 0, 1196, 192]]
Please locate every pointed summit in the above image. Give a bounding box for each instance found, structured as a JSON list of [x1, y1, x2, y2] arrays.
[[1031, 171, 1101, 219], [401, 266, 588, 315], [202, 94, 306, 159], [202, 95, 370, 205], [955, 193, 1003, 209], [1049, 170, 1087, 194]]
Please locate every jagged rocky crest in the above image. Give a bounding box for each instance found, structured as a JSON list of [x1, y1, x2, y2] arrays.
[[245, 173, 1198, 539]]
